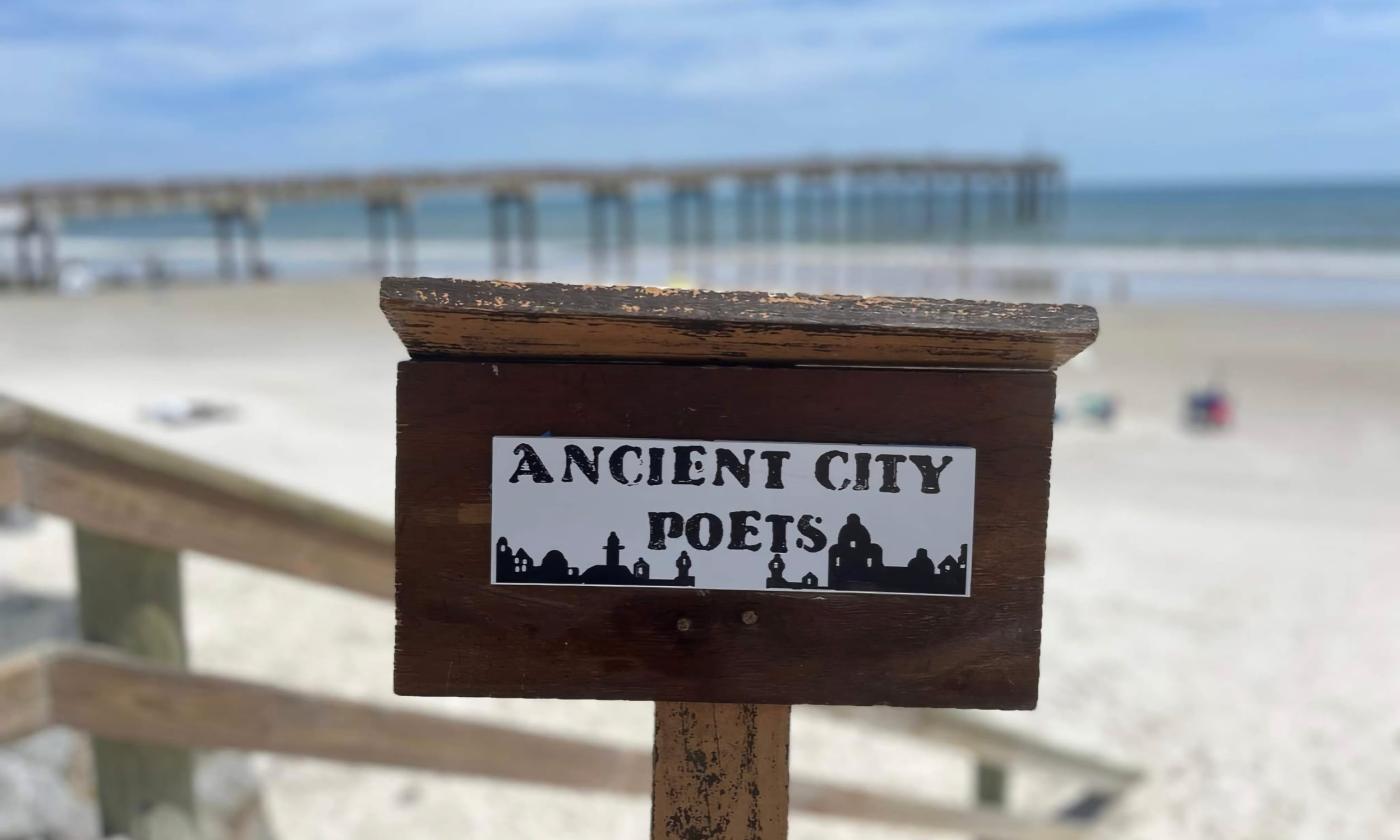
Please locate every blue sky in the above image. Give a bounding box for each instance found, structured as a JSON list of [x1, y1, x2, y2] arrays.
[[3, 0, 1400, 184]]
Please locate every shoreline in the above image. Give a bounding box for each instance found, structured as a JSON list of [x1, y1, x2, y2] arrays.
[[15, 239, 1400, 310], [39, 236, 1400, 276]]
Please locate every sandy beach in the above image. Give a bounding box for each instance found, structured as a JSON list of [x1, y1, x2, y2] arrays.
[[2, 278, 1398, 839]]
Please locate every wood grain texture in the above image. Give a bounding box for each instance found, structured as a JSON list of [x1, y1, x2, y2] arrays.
[[0, 645, 1085, 840], [394, 360, 1053, 708], [652, 702, 790, 840], [380, 278, 1098, 371], [0, 397, 394, 599]]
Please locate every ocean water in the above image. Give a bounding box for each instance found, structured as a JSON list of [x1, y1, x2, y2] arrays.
[[42, 181, 1400, 306]]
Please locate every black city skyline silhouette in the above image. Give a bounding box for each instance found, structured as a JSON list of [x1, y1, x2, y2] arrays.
[[495, 531, 695, 587], [778, 513, 968, 595], [494, 514, 966, 595]]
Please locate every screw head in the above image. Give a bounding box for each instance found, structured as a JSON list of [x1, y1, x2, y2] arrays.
[[741, 610, 759, 625], [676, 617, 692, 632]]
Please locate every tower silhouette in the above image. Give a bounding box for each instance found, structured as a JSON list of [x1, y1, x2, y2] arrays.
[[580, 531, 636, 584], [828, 514, 884, 589]]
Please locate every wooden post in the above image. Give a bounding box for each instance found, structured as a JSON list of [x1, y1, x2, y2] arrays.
[[975, 759, 1009, 840], [652, 702, 791, 840], [75, 526, 198, 840]]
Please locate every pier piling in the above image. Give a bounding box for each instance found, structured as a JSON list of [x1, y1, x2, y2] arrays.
[[209, 202, 266, 282], [920, 173, 938, 236], [397, 202, 416, 276], [668, 181, 714, 277], [736, 175, 781, 245], [845, 171, 873, 243], [960, 174, 974, 232], [588, 184, 634, 281], [10, 211, 61, 289], [367, 201, 388, 278], [488, 189, 536, 278], [367, 196, 415, 279], [795, 173, 838, 243], [212, 211, 237, 281]]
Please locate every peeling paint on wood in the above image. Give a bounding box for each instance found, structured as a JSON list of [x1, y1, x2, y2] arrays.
[[380, 278, 1098, 370], [652, 702, 790, 840]]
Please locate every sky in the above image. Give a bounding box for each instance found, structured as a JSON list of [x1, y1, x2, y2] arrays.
[[3, 0, 1400, 185]]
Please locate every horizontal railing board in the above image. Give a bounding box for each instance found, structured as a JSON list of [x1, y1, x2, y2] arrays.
[[2, 645, 1086, 840], [820, 706, 1140, 791], [381, 278, 1099, 371], [0, 397, 394, 599]]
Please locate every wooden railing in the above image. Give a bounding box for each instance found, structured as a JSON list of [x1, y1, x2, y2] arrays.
[[0, 396, 1137, 838], [0, 397, 393, 597]]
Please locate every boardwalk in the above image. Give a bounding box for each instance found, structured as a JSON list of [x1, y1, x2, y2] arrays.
[[1, 153, 1061, 287]]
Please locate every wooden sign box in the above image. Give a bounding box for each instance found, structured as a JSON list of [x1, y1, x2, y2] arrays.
[[384, 278, 1097, 710]]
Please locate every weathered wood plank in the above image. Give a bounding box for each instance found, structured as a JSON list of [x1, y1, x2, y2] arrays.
[[0, 645, 1084, 840], [0, 451, 19, 506], [818, 707, 1139, 791], [0, 397, 394, 598], [75, 528, 198, 840], [380, 278, 1098, 370], [395, 361, 1051, 708], [652, 702, 790, 840], [41, 646, 651, 795], [788, 783, 1086, 840]]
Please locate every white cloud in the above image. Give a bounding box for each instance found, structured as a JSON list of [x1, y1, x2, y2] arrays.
[[6, 0, 1153, 94], [5, 0, 1400, 180]]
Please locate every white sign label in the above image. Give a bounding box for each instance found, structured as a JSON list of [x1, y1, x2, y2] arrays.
[[490, 437, 975, 597]]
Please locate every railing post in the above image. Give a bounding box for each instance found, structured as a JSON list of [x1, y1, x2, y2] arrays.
[[975, 759, 1008, 840], [74, 526, 198, 840], [652, 702, 790, 839]]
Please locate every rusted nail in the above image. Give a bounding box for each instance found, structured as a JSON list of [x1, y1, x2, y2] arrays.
[[676, 617, 692, 632], [741, 610, 758, 626]]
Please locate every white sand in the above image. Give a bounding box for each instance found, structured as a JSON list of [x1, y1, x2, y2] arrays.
[[2, 279, 1398, 839]]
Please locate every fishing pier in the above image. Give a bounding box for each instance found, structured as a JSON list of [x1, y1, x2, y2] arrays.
[[1, 153, 1061, 287]]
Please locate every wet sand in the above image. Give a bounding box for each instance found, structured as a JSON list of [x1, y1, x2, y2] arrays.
[[2, 279, 1398, 838]]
